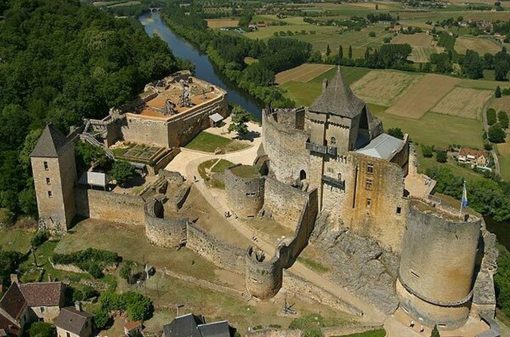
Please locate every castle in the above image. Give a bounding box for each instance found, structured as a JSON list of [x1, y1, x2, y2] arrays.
[[30, 70, 499, 335]]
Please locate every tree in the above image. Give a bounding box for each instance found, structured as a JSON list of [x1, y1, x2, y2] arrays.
[[29, 322, 56, 337], [348, 45, 353, 59], [488, 124, 506, 143], [498, 110, 509, 129], [431, 325, 440, 337], [228, 106, 250, 138], [387, 128, 404, 139], [109, 161, 136, 186], [463, 50, 484, 79], [496, 86, 502, 98], [338, 45, 343, 59], [436, 151, 447, 163], [487, 108, 497, 125], [421, 145, 434, 158], [326, 44, 331, 56]]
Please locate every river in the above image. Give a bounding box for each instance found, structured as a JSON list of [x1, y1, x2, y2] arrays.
[[139, 12, 262, 119]]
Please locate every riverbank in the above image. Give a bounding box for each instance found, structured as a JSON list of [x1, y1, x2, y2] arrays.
[[139, 12, 263, 118]]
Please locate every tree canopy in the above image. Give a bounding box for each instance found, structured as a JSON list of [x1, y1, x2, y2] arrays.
[[0, 0, 179, 216]]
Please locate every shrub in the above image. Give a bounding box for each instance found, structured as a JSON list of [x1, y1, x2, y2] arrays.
[[368, 31, 376, 37], [29, 322, 56, 337], [488, 124, 506, 143], [0, 208, 14, 228], [421, 144, 434, 158], [387, 127, 404, 139], [496, 85, 502, 98], [109, 161, 136, 186], [31, 230, 49, 248], [487, 108, 497, 126], [97, 291, 153, 323], [94, 308, 111, 330], [484, 143, 493, 151], [436, 151, 447, 163], [53, 248, 121, 278], [498, 110, 509, 129]]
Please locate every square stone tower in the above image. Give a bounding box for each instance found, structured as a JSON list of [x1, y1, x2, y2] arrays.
[[30, 124, 77, 232]]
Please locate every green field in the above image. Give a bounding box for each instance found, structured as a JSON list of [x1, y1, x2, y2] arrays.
[[281, 66, 371, 106]]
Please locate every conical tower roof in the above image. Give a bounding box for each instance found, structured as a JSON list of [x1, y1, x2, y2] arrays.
[[30, 123, 69, 158], [309, 67, 366, 118]]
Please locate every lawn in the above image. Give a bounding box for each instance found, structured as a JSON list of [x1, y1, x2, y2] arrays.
[[230, 164, 260, 178], [198, 159, 235, 189], [185, 132, 249, 153], [497, 141, 510, 181], [0, 227, 35, 253]]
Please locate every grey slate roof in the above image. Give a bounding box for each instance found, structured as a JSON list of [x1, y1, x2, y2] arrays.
[[197, 321, 230, 337], [30, 124, 69, 158], [355, 133, 404, 160], [308, 68, 366, 118], [209, 113, 224, 123], [54, 307, 92, 335], [163, 314, 232, 337]]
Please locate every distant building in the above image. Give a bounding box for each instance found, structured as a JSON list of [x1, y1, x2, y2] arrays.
[[163, 313, 234, 337], [54, 305, 93, 337], [458, 147, 490, 167], [0, 280, 65, 337]]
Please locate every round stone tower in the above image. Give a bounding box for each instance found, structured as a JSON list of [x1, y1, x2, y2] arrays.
[[397, 199, 481, 329], [224, 165, 265, 217]]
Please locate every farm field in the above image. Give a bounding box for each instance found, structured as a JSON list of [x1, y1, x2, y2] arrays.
[[276, 63, 334, 84], [280, 66, 371, 106], [386, 74, 460, 119], [278, 65, 489, 148], [454, 36, 503, 55], [390, 33, 443, 63], [497, 140, 510, 181], [350, 70, 420, 106], [206, 19, 239, 29], [431, 87, 493, 120]]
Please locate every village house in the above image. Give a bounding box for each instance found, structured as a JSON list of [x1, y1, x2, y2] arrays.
[[54, 304, 93, 337], [0, 279, 65, 337], [458, 147, 490, 167], [163, 313, 234, 337]]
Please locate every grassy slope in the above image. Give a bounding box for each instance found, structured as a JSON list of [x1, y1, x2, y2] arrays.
[[185, 132, 249, 153], [0, 228, 35, 253]]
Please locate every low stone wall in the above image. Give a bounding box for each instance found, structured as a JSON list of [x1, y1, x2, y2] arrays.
[[145, 213, 188, 248], [187, 223, 246, 273], [247, 329, 302, 337], [263, 177, 309, 230], [75, 188, 145, 226], [148, 148, 181, 176]]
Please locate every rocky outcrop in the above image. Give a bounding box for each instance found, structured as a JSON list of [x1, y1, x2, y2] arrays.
[[311, 211, 400, 314]]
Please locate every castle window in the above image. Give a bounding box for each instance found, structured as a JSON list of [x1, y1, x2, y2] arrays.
[[337, 173, 342, 181], [365, 178, 373, 190], [396, 206, 402, 214], [46, 177, 51, 185], [47, 191, 52, 198], [367, 163, 374, 174], [330, 136, 336, 145], [410, 270, 420, 278], [43, 161, 49, 171], [366, 198, 371, 207]]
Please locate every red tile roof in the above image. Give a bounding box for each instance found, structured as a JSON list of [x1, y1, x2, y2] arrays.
[[0, 283, 26, 322], [459, 147, 488, 159], [19, 282, 64, 307]]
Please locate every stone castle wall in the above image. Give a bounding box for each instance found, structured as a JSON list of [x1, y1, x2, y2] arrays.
[[262, 110, 310, 184], [187, 222, 246, 273], [224, 166, 265, 217], [120, 96, 228, 148], [74, 188, 145, 226], [397, 199, 481, 329], [245, 187, 318, 299], [263, 177, 309, 230], [144, 211, 188, 248]]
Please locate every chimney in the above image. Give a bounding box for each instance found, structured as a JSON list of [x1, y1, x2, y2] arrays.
[[322, 79, 328, 90], [10, 274, 19, 284], [75, 301, 82, 312]]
